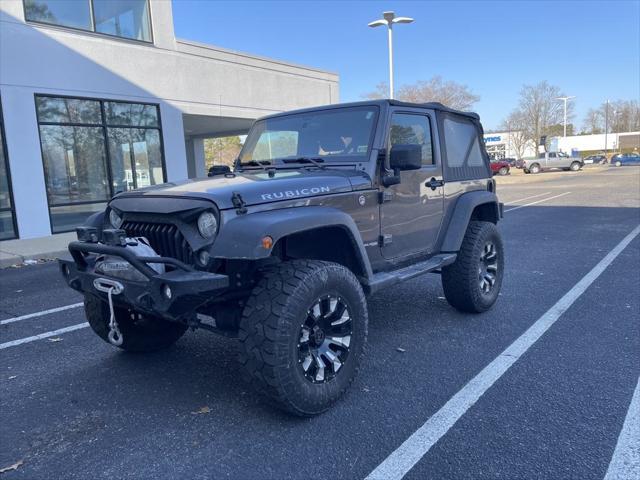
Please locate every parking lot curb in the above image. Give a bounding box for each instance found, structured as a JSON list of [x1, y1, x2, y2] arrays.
[[0, 249, 68, 269], [0, 233, 75, 269]]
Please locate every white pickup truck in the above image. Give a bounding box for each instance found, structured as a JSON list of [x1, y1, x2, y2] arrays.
[[522, 152, 583, 174]]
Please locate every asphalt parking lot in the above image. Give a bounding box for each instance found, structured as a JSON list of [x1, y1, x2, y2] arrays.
[[1, 166, 638, 479]]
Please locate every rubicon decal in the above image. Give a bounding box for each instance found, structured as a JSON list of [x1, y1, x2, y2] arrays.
[[261, 186, 331, 201]]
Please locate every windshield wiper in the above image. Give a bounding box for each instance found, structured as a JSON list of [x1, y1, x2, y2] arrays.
[[238, 159, 272, 172], [279, 157, 326, 169]]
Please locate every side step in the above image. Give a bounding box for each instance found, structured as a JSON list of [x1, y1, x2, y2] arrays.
[[365, 253, 457, 294]]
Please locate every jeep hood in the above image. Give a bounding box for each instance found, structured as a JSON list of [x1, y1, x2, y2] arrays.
[[115, 169, 372, 209]]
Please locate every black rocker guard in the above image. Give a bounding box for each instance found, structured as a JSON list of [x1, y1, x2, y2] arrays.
[[59, 241, 229, 322]]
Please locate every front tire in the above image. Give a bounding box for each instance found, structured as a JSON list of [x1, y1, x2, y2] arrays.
[[84, 295, 187, 352], [615, 161, 622, 167], [238, 260, 368, 416], [442, 221, 504, 313], [498, 167, 509, 176]]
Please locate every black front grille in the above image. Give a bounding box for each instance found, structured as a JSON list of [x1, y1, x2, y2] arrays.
[[122, 221, 193, 264]]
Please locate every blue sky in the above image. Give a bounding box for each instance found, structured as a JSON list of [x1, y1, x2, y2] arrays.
[[172, 0, 640, 130]]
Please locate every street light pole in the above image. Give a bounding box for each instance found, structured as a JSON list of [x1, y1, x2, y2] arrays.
[[604, 99, 609, 158], [369, 11, 414, 99], [556, 96, 575, 137]]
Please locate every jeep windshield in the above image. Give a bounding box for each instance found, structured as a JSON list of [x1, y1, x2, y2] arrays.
[[238, 106, 378, 168]]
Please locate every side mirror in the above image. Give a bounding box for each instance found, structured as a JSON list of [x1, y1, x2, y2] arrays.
[[390, 144, 422, 171], [208, 165, 231, 177]]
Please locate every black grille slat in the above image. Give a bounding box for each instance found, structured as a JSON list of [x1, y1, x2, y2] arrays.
[[122, 221, 193, 264]]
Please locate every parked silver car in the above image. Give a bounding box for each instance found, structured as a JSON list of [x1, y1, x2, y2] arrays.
[[522, 152, 583, 174]]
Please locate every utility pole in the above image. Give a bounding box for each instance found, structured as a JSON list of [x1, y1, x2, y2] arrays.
[[368, 12, 414, 99]]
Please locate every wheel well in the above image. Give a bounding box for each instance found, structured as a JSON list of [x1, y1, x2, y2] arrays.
[[470, 202, 499, 224], [276, 226, 367, 278]]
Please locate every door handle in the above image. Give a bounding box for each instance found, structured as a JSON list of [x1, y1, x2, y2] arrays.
[[425, 177, 444, 190]]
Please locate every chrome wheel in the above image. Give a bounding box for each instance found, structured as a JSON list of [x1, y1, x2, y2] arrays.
[[298, 295, 352, 384], [478, 242, 498, 294]]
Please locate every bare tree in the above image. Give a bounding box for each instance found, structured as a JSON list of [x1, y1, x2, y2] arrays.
[[581, 100, 639, 134], [606, 100, 640, 132], [363, 76, 480, 110], [510, 81, 571, 149], [582, 108, 604, 134], [501, 111, 534, 159]]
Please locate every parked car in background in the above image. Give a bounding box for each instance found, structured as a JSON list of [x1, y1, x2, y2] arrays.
[[503, 157, 517, 167], [515, 158, 526, 169], [613, 153, 640, 166], [583, 154, 606, 164], [522, 152, 583, 174], [490, 159, 510, 176]]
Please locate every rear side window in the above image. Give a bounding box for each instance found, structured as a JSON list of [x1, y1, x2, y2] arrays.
[[441, 115, 490, 180]]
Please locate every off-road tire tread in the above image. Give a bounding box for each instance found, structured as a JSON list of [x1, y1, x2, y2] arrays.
[[441, 221, 503, 313], [238, 260, 367, 416]]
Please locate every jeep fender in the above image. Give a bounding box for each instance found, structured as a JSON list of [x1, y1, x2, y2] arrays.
[[213, 206, 373, 279], [440, 191, 501, 252], [84, 211, 105, 230]]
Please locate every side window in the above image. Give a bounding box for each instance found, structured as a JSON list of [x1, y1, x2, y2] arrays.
[[390, 113, 434, 165], [442, 115, 490, 179]]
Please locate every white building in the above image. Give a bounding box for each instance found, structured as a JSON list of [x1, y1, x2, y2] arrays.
[[556, 132, 640, 155], [483, 130, 639, 160], [482, 131, 537, 160], [0, 0, 338, 240]]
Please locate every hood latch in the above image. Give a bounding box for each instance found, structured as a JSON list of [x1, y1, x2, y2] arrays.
[[231, 191, 248, 215]]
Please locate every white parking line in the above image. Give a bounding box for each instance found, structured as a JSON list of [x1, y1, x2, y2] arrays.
[[0, 322, 89, 350], [366, 224, 640, 480], [504, 192, 572, 212], [503, 191, 552, 206], [604, 376, 640, 480], [0, 302, 83, 326]]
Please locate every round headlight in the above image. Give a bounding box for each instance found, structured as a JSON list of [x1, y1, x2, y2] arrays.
[[109, 209, 123, 229], [197, 211, 218, 239]]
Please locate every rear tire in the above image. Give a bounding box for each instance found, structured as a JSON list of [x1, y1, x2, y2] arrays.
[[238, 260, 368, 416], [442, 221, 504, 313], [570, 161, 581, 171], [529, 163, 541, 174], [615, 161, 622, 167], [84, 295, 187, 352], [498, 167, 509, 176]]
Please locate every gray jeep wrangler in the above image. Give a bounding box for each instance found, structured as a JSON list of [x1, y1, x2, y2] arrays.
[[60, 100, 504, 416]]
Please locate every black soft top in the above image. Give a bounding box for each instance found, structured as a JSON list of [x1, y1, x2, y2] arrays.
[[386, 99, 480, 120], [261, 99, 480, 121]]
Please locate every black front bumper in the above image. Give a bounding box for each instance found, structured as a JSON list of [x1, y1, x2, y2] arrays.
[[59, 241, 229, 322]]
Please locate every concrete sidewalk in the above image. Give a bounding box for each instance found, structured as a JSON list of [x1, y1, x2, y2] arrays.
[[0, 232, 75, 268]]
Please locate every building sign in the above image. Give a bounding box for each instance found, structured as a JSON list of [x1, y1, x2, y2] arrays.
[[484, 136, 501, 143]]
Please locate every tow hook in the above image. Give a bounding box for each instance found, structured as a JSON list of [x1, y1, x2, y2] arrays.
[[93, 278, 125, 346]]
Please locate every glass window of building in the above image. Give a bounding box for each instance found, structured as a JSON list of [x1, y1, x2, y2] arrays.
[[93, 0, 151, 42], [24, 0, 152, 43], [36, 95, 165, 233], [0, 99, 18, 240], [23, 0, 92, 30]]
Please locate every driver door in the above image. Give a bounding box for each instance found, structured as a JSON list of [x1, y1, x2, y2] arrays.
[[380, 109, 444, 259]]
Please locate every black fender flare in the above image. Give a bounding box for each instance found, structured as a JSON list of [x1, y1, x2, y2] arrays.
[[440, 191, 501, 252], [84, 211, 105, 230], [213, 206, 373, 280]]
